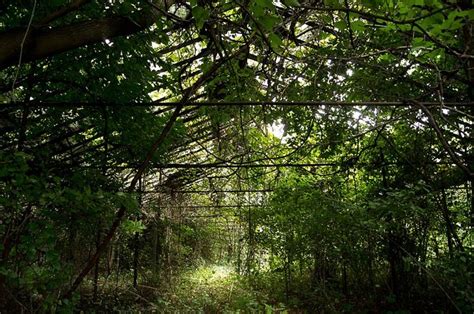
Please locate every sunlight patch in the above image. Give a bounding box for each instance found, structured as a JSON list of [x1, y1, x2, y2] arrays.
[[268, 119, 285, 139]]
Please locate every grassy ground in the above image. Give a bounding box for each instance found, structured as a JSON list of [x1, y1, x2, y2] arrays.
[[78, 264, 289, 313], [155, 264, 287, 313]]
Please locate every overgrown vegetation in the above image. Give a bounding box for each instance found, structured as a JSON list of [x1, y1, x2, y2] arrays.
[[1, 0, 473, 312]]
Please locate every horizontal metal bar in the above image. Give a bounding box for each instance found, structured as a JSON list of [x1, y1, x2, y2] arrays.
[[4, 101, 474, 108], [142, 189, 273, 193], [78, 163, 336, 170], [79, 161, 456, 169], [156, 205, 266, 209]]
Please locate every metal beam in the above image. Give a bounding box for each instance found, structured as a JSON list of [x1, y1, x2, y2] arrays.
[[156, 205, 266, 209], [6, 101, 474, 108], [79, 161, 455, 169], [142, 189, 273, 194]]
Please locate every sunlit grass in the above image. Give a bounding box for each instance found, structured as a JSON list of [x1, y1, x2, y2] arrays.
[[187, 264, 233, 284], [158, 263, 286, 313]]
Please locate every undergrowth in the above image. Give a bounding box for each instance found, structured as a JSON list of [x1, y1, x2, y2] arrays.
[[77, 264, 289, 313]]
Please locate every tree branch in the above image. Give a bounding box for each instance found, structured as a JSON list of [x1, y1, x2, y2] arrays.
[[0, 9, 162, 70], [36, 0, 91, 26], [413, 101, 473, 179]]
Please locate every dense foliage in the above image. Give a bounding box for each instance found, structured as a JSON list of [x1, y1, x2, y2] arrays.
[[0, 0, 473, 312]]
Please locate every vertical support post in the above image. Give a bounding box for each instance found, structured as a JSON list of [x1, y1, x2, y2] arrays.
[[133, 178, 142, 288], [93, 225, 101, 301], [93, 106, 108, 301], [246, 176, 253, 275]]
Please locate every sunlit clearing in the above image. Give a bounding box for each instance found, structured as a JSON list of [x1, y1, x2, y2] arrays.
[[189, 264, 233, 284]]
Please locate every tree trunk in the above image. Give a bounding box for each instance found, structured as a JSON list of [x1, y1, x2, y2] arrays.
[[440, 189, 464, 252]]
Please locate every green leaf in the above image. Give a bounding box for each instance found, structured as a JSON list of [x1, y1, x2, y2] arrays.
[[350, 20, 365, 32], [256, 0, 274, 9], [192, 6, 210, 30], [250, 0, 275, 17], [411, 37, 429, 48], [250, 2, 265, 17], [282, 0, 300, 7], [268, 33, 283, 51], [122, 219, 146, 235], [260, 15, 280, 30], [334, 20, 347, 30]]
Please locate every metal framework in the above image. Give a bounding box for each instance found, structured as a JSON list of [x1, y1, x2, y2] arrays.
[[4, 101, 474, 108], [2, 102, 470, 218]]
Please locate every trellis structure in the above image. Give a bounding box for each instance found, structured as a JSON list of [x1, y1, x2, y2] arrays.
[[2, 101, 471, 225], [1, 0, 473, 308], [2, 101, 471, 198], [1, 100, 472, 301]]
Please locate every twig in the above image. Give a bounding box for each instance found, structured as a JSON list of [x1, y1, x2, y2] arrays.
[[344, 0, 355, 48], [11, 0, 37, 101], [413, 100, 473, 179]]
